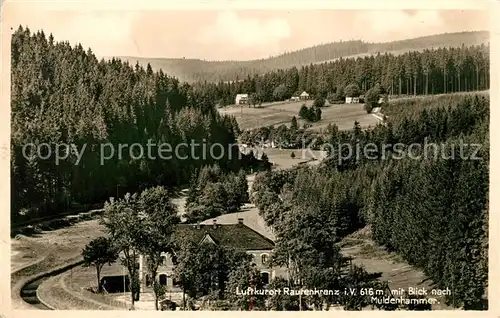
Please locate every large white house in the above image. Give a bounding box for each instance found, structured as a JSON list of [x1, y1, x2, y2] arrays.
[[138, 218, 283, 295], [235, 94, 249, 105]]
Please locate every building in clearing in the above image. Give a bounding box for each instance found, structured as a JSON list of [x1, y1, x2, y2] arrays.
[[235, 94, 248, 105], [138, 218, 282, 295], [299, 91, 310, 100], [345, 96, 360, 104]]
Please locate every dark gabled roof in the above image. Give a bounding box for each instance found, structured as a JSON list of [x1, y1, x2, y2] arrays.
[[174, 223, 275, 250]]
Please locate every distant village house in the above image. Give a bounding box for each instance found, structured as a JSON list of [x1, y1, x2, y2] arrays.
[[345, 96, 360, 104], [235, 94, 248, 105], [299, 91, 310, 100]]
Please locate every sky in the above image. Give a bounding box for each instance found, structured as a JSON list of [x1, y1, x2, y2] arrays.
[[3, 1, 490, 61]]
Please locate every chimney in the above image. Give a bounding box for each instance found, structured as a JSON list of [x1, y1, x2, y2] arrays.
[[212, 219, 217, 229], [238, 218, 244, 225]]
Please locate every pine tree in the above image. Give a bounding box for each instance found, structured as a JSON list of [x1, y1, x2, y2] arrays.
[[291, 116, 298, 130]]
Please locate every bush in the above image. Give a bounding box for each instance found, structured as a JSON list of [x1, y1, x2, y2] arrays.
[[345, 83, 361, 98], [299, 104, 309, 118], [364, 103, 373, 114], [327, 91, 345, 104], [160, 299, 178, 311], [298, 105, 322, 122], [313, 96, 326, 108]]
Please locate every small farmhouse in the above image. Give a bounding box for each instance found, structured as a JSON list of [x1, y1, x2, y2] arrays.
[[345, 97, 360, 104], [235, 94, 248, 105], [138, 218, 281, 293], [299, 91, 310, 100]]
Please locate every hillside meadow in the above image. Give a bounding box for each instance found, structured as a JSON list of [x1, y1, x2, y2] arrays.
[[218, 100, 379, 131]]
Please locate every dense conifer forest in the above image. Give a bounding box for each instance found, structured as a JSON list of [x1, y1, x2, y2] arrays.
[[10, 26, 248, 221], [120, 31, 489, 83]]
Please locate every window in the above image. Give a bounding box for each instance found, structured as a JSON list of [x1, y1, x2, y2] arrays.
[[159, 274, 167, 286], [261, 254, 269, 265], [261, 272, 270, 285], [161, 256, 168, 265], [145, 274, 152, 287]]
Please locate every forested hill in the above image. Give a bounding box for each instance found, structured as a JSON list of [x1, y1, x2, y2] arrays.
[[11, 26, 258, 221], [112, 31, 489, 82]]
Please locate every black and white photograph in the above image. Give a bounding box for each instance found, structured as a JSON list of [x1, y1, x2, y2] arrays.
[[3, 0, 496, 313]]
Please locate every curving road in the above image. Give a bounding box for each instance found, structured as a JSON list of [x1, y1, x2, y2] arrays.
[[17, 260, 85, 310], [20, 277, 51, 310]]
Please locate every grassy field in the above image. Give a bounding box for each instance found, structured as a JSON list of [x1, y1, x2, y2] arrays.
[[218, 100, 380, 131], [219, 91, 489, 133]]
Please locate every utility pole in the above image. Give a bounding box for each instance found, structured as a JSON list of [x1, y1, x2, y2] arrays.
[[123, 265, 126, 309]]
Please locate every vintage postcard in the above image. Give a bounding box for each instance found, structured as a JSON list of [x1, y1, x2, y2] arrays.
[[1, 0, 498, 315]]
